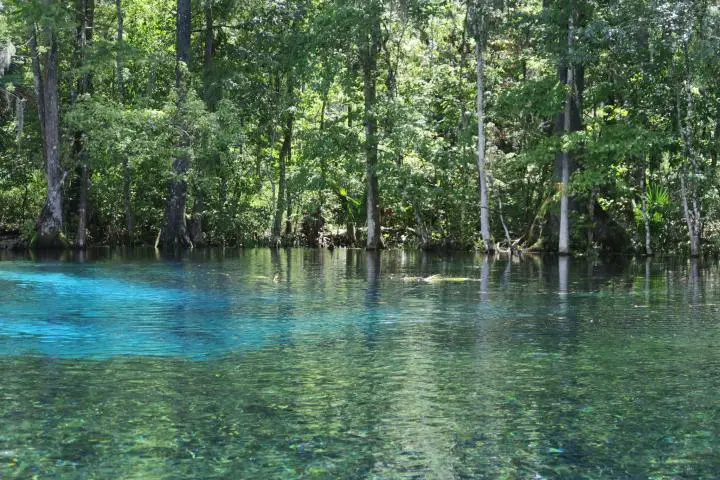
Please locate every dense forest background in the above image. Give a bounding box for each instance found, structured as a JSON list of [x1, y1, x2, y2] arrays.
[[0, 0, 718, 255]]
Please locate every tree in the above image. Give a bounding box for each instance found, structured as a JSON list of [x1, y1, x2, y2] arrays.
[[72, 0, 94, 249], [0, 0, 719, 255], [558, 10, 574, 256], [470, 0, 499, 252], [30, 1, 65, 248], [160, 0, 193, 248], [362, 1, 383, 250]]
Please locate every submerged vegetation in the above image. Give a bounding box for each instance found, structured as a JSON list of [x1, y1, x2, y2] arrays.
[[0, 0, 719, 254], [2, 250, 720, 478]]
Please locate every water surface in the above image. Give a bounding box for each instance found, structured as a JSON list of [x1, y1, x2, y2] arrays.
[[1, 249, 719, 478]]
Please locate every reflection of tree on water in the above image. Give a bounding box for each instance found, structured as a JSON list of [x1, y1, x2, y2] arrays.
[[558, 256, 569, 299], [480, 255, 489, 303], [521, 255, 591, 471], [645, 257, 651, 304], [365, 251, 381, 306], [365, 250, 458, 477], [269, 248, 294, 348], [5, 253, 720, 477], [688, 258, 702, 308], [362, 251, 381, 347]]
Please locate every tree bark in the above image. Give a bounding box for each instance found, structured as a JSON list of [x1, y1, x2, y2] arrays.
[[203, 0, 216, 109], [586, 188, 595, 251], [677, 42, 701, 258], [489, 175, 512, 253], [459, 4, 470, 131], [412, 201, 430, 250], [363, 12, 382, 250], [475, 36, 493, 252], [347, 221, 356, 245], [123, 156, 134, 239], [116, 0, 124, 99], [285, 107, 294, 238], [73, 0, 94, 249], [285, 197, 293, 237], [713, 113, 720, 172], [186, 0, 219, 247], [640, 161, 652, 256], [189, 192, 205, 245], [116, 0, 134, 241], [160, 0, 192, 248], [550, 5, 584, 252], [680, 175, 700, 257], [272, 115, 293, 242], [558, 15, 574, 256], [32, 17, 64, 248], [75, 163, 89, 248], [29, 29, 46, 158], [175, 0, 191, 87]]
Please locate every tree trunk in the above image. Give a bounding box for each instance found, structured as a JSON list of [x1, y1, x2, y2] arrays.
[[347, 221, 356, 245], [273, 110, 293, 242], [489, 175, 512, 253], [712, 114, 720, 172], [412, 202, 430, 250], [318, 93, 328, 207], [161, 158, 190, 248], [680, 175, 700, 257], [550, 6, 585, 252], [75, 163, 89, 248], [189, 192, 205, 245], [116, 0, 124, 99], [175, 0, 191, 88], [160, 0, 192, 248], [218, 176, 228, 242], [285, 111, 294, 239], [677, 42, 701, 258], [586, 188, 595, 251], [203, 0, 216, 110], [363, 15, 382, 250], [272, 147, 286, 243], [30, 29, 46, 160], [558, 137, 570, 254], [640, 161, 652, 256], [32, 19, 64, 249], [186, 0, 218, 247], [285, 197, 293, 237], [73, 0, 94, 249], [459, 4, 470, 131], [116, 0, 134, 242], [475, 37, 493, 252], [73, 0, 94, 99], [122, 157, 134, 238], [558, 16, 574, 256]]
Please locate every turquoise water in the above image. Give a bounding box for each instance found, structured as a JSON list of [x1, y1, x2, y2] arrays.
[[1, 249, 720, 478]]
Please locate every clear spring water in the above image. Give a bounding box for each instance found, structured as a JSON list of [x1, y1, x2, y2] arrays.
[[1, 249, 719, 478]]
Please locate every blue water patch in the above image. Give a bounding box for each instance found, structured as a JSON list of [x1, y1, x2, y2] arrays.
[[0, 260, 414, 359], [0, 253, 598, 359]]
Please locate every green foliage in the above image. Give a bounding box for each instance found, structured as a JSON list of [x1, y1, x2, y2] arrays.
[[0, 0, 718, 254]]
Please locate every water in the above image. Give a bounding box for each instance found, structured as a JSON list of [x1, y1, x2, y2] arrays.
[[1, 249, 719, 479]]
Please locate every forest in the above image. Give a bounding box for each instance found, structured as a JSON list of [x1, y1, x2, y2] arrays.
[[0, 0, 718, 255]]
